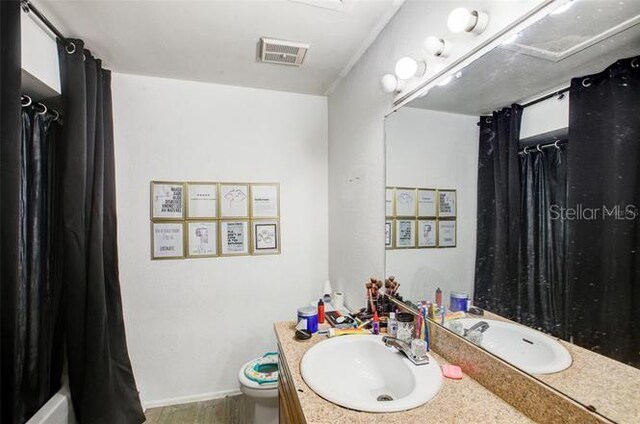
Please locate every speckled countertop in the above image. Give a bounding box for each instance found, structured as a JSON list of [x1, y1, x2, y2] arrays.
[[481, 311, 640, 423], [274, 322, 533, 424]]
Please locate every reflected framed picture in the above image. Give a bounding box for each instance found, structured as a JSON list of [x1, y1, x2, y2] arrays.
[[252, 220, 280, 255], [395, 188, 417, 217], [187, 182, 218, 219], [385, 188, 394, 217], [187, 221, 218, 258], [251, 183, 280, 218], [151, 222, 185, 259], [151, 181, 185, 220], [438, 220, 457, 248], [395, 219, 416, 248], [385, 220, 393, 249], [417, 188, 437, 218], [438, 189, 457, 218], [220, 184, 250, 218], [220, 220, 250, 256], [417, 219, 437, 248]]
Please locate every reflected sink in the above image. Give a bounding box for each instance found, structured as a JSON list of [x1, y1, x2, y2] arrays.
[[300, 335, 442, 412], [447, 318, 572, 374]]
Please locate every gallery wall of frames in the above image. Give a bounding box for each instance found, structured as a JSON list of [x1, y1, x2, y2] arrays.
[[150, 181, 280, 260], [385, 187, 457, 249]]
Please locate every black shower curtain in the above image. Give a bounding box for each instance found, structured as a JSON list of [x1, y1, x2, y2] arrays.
[[474, 106, 523, 319], [58, 40, 145, 423], [519, 145, 568, 338], [566, 56, 640, 366]]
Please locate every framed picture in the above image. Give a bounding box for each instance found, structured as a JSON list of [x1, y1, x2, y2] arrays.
[[395, 188, 417, 217], [151, 222, 185, 259], [151, 181, 184, 220], [220, 184, 249, 218], [438, 220, 457, 247], [251, 183, 280, 218], [252, 220, 280, 255], [385, 188, 394, 217], [220, 220, 250, 256], [417, 188, 437, 217], [438, 189, 457, 218], [417, 219, 437, 248], [385, 220, 393, 249], [187, 221, 218, 257], [395, 219, 416, 248], [187, 183, 218, 219]]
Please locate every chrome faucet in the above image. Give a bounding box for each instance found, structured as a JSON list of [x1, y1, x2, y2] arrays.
[[463, 321, 490, 337], [382, 336, 430, 366]]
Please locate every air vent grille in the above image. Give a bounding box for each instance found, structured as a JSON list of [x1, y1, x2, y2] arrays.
[[260, 37, 309, 66]]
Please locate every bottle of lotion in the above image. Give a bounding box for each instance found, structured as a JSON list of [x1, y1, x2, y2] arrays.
[[318, 299, 325, 324]]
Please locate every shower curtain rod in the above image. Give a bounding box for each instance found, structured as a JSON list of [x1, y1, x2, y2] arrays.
[[21, 0, 73, 51], [518, 139, 566, 155], [521, 86, 570, 109]]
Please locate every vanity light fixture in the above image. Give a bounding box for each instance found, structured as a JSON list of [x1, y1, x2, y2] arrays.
[[394, 57, 427, 80], [447, 7, 489, 34], [424, 36, 451, 57], [380, 73, 405, 93]]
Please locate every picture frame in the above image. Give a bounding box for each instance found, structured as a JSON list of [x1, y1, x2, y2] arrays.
[[252, 220, 280, 255], [220, 183, 250, 218], [250, 183, 280, 219], [438, 220, 457, 248], [395, 188, 417, 217], [417, 219, 437, 248], [151, 181, 185, 220], [220, 220, 250, 256], [385, 188, 394, 217], [395, 219, 416, 249], [438, 189, 457, 218], [187, 182, 218, 219], [151, 221, 185, 259], [187, 221, 218, 258], [417, 188, 437, 218], [385, 220, 393, 249]]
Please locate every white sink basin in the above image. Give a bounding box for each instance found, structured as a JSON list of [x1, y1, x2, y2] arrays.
[[447, 318, 572, 374], [300, 335, 442, 413]]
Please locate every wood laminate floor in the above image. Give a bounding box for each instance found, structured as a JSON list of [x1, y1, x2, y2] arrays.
[[144, 394, 253, 424]]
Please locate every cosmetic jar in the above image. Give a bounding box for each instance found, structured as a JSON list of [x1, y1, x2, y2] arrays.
[[396, 313, 415, 343], [297, 306, 318, 334], [450, 292, 469, 312]]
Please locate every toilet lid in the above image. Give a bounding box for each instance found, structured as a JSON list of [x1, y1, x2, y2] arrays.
[[242, 352, 279, 388]]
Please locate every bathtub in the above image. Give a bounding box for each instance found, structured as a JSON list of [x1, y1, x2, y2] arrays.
[[26, 385, 76, 424]]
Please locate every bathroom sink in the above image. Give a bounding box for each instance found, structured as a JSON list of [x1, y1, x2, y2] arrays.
[[447, 318, 572, 374], [300, 335, 442, 412]]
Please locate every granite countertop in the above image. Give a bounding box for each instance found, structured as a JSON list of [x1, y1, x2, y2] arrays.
[[481, 311, 640, 423], [274, 321, 533, 424]]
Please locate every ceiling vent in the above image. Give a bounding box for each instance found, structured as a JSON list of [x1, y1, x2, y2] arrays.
[[260, 37, 309, 66]]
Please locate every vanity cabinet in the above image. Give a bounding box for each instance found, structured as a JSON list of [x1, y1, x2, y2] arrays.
[[278, 340, 306, 424]]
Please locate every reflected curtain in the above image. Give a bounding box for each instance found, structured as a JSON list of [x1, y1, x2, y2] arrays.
[[519, 145, 568, 338], [566, 56, 640, 366], [57, 40, 145, 423], [474, 105, 523, 319]]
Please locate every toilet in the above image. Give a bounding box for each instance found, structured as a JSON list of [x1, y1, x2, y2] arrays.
[[238, 353, 279, 424]]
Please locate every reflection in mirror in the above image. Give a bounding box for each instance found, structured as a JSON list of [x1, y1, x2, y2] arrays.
[[385, 2, 640, 423]]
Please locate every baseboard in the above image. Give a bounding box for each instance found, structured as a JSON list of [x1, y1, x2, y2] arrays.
[[143, 388, 242, 410]]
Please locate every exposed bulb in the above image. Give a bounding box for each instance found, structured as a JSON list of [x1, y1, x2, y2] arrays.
[[394, 57, 426, 80], [447, 7, 489, 34], [380, 74, 405, 93], [424, 36, 450, 57]]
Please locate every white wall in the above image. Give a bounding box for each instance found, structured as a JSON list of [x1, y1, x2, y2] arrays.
[[111, 73, 328, 407], [328, 0, 542, 310], [385, 107, 478, 303], [521, 93, 569, 139], [21, 11, 61, 94]]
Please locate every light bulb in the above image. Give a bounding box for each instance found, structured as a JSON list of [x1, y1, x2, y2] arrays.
[[395, 57, 418, 80], [447, 8, 489, 34], [424, 36, 449, 57], [380, 74, 404, 93]]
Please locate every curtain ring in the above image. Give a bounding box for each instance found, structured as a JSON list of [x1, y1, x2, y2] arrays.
[[632, 58, 639, 69], [554, 140, 561, 150], [523, 146, 530, 155], [486, 117, 493, 124], [536, 144, 543, 152], [52, 110, 60, 121], [21, 94, 32, 107], [66, 42, 76, 54], [582, 77, 592, 88], [37, 102, 47, 115]]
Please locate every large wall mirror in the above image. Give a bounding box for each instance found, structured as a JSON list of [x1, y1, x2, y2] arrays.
[[384, 2, 640, 423]]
